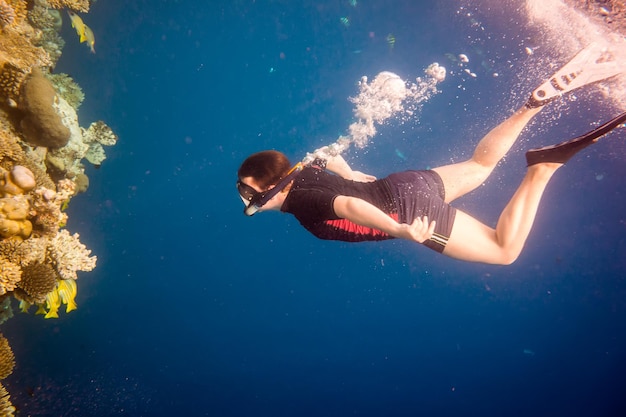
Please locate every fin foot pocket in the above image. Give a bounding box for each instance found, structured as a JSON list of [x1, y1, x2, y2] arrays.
[[526, 111, 626, 166]]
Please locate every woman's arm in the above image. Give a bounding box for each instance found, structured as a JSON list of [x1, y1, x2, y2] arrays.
[[333, 195, 436, 243], [326, 155, 376, 182]]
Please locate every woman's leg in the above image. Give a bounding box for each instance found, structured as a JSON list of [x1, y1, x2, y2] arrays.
[[441, 163, 560, 265], [433, 105, 542, 203]]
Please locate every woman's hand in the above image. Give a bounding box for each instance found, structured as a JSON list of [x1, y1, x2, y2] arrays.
[[350, 171, 377, 183], [397, 216, 436, 243]]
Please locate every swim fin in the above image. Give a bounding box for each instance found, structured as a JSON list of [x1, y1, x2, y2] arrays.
[[526, 111, 626, 166], [526, 43, 625, 108]]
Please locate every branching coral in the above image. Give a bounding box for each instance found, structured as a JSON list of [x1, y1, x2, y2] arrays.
[[46, 0, 90, 13], [0, 22, 51, 71], [0, 258, 20, 295], [0, 117, 25, 163], [0, 383, 14, 417], [0, 334, 14, 380], [0, 62, 28, 106], [47, 229, 96, 280], [0, 236, 46, 267], [28, 3, 65, 67], [0, 1, 16, 30], [0, 0, 26, 29], [29, 179, 75, 236]]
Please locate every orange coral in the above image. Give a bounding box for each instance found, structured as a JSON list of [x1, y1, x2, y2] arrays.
[[0, 258, 20, 295], [0, 383, 14, 417], [46, 0, 90, 13], [0, 334, 14, 379], [0, 1, 16, 29], [0, 27, 51, 72], [0, 117, 25, 164]]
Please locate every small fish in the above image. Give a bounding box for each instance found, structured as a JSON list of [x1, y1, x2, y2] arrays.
[[386, 33, 395, 50], [44, 288, 61, 319], [35, 304, 47, 315], [18, 299, 31, 313], [68, 11, 96, 53], [339, 16, 350, 27], [58, 279, 78, 313]]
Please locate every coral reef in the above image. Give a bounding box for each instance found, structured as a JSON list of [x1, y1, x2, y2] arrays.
[[0, 0, 114, 412], [28, 3, 65, 67]]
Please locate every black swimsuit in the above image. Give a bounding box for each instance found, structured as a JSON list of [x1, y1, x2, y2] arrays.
[[281, 160, 456, 253]]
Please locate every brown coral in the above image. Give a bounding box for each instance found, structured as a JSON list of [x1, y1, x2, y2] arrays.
[[18, 68, 71, 148], [17, 261, 57, 303], [46, 0, 90, 13], [47, 229, 96, 280], [0, 383, 14, 417], [0, 258, 20, 295], [0, 334, 14, 380], [0, 62, 28, 105]]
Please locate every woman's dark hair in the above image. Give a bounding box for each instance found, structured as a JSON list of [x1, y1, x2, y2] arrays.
[[238, 150, 292, 189]]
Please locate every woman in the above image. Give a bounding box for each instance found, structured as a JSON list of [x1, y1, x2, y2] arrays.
[[237, 59, 625, 265]]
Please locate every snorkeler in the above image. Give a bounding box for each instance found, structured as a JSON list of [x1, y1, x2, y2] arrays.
[[236, 45, 625, 265]]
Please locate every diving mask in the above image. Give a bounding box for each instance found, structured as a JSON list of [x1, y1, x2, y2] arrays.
[[238, 162, 303, 216]]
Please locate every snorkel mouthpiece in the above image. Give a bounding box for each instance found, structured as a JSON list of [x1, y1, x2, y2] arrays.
[[242, 163, 303, 216]]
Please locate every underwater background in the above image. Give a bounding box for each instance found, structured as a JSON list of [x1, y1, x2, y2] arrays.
[[3, 0, 626, 415]]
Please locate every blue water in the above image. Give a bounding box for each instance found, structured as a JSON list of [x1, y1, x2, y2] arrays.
[[4, 1, 626, 416]]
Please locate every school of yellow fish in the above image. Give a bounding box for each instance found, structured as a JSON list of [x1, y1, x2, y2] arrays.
[[19, 279, 78, 319]]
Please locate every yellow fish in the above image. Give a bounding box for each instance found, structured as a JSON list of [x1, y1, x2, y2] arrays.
[[18, 299, 31, 313], [35, 304, 47, 315], [58, 279, 78, 313], [68, 11, 96, 54], [44, 288, 61, 319]]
